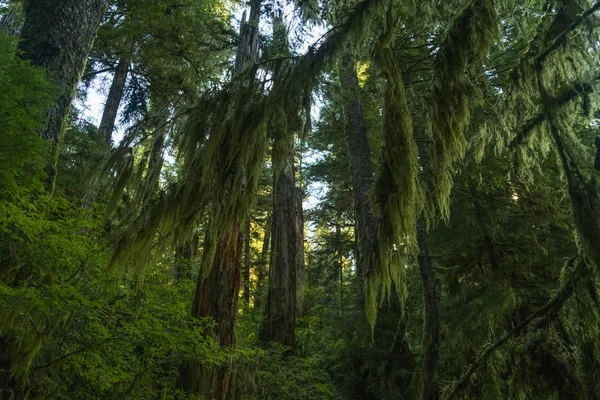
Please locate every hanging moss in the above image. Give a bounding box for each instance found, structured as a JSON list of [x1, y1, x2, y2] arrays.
[[108, 0, 392, 279], [365, 4, 423, 330], [428, 0, 500, 220]]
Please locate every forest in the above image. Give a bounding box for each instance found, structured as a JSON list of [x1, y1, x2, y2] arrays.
[[0, 0, 599, 398]]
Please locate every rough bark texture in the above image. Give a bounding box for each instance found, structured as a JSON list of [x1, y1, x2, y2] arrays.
[[98, 38, 134, 144], [262, 105, 298, 353], [233, 0, 260, 74], [295, 187, 306, 317], [179, 1, 262, 396], [254, 217, 271, 312], [415, 220, 440, 400], [18, 0, 107, 192], [338, 51, 378, 275], [243, 218, 251, 305], [19, 0, 107, 144], [0, 1, 24, 37], [179, 226, 243, 400]]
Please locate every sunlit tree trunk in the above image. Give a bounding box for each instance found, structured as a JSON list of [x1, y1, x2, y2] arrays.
[[243, 218, 251, 305], [254, 216, 271, 312], [18, 0, 108, 191], [179, 226, 243, 400]]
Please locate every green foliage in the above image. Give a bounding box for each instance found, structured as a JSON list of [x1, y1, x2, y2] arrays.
[[0, 194, 223, 399], [0, 33, 54, 196]]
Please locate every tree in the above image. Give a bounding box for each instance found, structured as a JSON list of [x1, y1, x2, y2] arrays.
[[18, 0, 108, 189], [261, 12, 302, 354]]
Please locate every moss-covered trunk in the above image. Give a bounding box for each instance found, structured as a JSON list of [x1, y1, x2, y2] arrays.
[[18, 0, 107, 190], [179, 226, 243, 400], [18, 1, 107, 139], [339, 51, 378, 276]]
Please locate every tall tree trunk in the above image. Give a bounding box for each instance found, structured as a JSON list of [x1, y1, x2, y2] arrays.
[[261, 13, 299, 354], [414, 219, 440, 400], [179, 0, 261, 396], [179, 227, 243, 400], [18, 0, 108, 191], [0, 1, 24, 37], [98, 37, 134, 144], [338, 51, 378, 275], [243, 218, 251, 305], [339, 50, 416, 397], [295, 187, 306, 317], [262, 105, 298, 353], [254, 216, 271, 312]]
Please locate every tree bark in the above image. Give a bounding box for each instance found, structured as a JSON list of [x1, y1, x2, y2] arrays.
[[295, 187, 306, 317], [98, 37, 134, 144], [179, 0, 262, 395], [179, 226, 243, 400], [262, 105, 298, 353], [141, 115, 167, 203], [338, 51, 378, 276], [254, 216, 271, 312], [243, 218, 251, 305], [18, 0, 108, 190], [415, 220, 440, 400]]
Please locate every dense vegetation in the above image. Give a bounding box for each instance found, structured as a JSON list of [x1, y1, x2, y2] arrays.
[[0, 0, 599, 399]]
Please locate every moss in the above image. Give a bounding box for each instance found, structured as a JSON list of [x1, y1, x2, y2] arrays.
[[365, 5, 422, 331], [428, 0, 500, 220]]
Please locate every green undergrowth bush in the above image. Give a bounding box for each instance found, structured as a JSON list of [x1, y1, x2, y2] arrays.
[[0, 195, 226, 399]]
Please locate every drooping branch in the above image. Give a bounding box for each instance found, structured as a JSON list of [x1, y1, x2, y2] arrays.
[[428, 0, 500, 220]]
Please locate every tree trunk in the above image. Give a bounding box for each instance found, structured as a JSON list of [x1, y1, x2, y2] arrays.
[[179, 0, 261, 395], [262, 105, 298, 353], [295, 187, 306, 317], [339, 50, 415, 397], [18, 0, 108, 191], [234, 0, 260, 74], [261, 12, 299, 354], [254, 216, 271, 312], [179, 226, 243, 400], [98, 37, 134, 144], [174, 238, 195, 280], [0, 1, 24, 37], [414, 220, 440, 400], [243, 218, 251, 305], [338, 51, 378, 275], [141, 115, 167, 203]]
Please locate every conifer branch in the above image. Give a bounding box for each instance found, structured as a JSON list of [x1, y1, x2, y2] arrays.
[[444, 257, 588, 400]]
